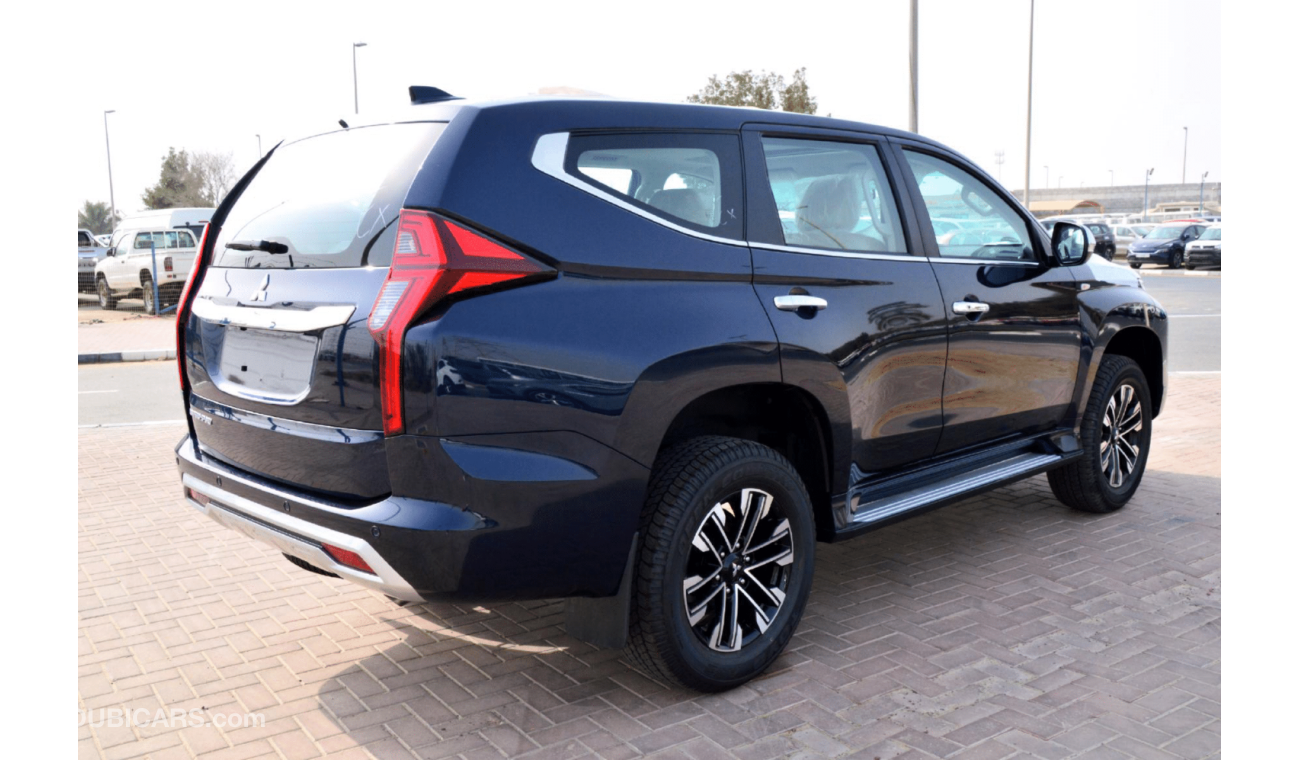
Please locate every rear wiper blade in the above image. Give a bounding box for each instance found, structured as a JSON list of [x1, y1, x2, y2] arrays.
[[225, 239, 288, 254]]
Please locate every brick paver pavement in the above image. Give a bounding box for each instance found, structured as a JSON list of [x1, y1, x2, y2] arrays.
[[79, 315, 176, 356], [78, 376, 1220, 759]]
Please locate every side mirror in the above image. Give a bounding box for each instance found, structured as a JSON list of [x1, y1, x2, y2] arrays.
[[1050, 221, 1093, 266]]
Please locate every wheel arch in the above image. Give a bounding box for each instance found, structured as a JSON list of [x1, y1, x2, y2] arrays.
[[653, 382, 838, 541]]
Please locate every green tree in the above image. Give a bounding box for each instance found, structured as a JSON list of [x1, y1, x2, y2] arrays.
[[77, 200, 119, 234], [687, 68, 818, 115], [141, 147, 210, 209]]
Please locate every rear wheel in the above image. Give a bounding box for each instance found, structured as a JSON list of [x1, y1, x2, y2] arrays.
[[1049, 355, 1152, 513], [141, 274, 156, 314], [626, 436, 815, 691], [1129, 263, 1142, 269], [96, 276, 117, 310]]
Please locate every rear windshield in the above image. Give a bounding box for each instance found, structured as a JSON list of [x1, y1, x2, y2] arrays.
[[213, 123, 446, 269]]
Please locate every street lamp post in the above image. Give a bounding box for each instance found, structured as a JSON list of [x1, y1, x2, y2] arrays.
[[103, 110, 117, 235], [352, 42, 367, 115], [1023, 0, 1035, 207], [1199, 171, 1209, 214], [1143, 168, 1154, 222], [256, 134, 262, 156], [1182, 126, 1188, 184], [1058, 175, 1063, 188], [1043, 165, 1048, 190], [1109, 169, 1114, 187], [908, 0, 918, 132]]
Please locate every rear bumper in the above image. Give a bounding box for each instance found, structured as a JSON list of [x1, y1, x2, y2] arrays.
[[175, 430, 648, 602]]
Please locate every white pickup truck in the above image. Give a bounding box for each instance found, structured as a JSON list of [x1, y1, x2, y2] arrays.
[[95, 227, 202, 313], [93, 208, 212, 313], [78, 228, 109, 292]]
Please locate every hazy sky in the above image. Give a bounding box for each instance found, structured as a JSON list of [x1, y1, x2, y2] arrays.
[[74, 0, 1220, 217]]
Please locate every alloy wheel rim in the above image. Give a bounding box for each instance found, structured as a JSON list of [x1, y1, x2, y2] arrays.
[[1100, 383, 1143, 489], [682, 487, 794, 653]]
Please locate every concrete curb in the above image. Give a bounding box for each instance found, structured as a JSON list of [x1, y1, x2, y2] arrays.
[[78, 349, 176, 364]]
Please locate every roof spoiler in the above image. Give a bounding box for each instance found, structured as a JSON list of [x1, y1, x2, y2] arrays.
[[409, 86, 460, 105]]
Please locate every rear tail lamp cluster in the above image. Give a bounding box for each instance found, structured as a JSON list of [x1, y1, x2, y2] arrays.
[[176, 224, 211, 390], [164, 256, 174, 273], [368, 210, 552, 436]]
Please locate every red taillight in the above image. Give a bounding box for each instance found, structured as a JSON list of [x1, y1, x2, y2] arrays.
[[322, 543, 376, 575], [164, 256, 174, 273], [368, 210, 550, 436], [177, 224, 210, 390]]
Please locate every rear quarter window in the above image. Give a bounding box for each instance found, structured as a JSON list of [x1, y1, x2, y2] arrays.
[[213, 123, 447, 269], [564, 132, 744, 240]]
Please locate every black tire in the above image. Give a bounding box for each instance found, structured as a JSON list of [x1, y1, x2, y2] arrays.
[[626, 436, 815, 691], [1169, 250, 1184, 269], [141, 274, 156, 314], [96, 276, 117, 310], [1048, 355, 1152, 513], [1129, 263, 1141, 270]]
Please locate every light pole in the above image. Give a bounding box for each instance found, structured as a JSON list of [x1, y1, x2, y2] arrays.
[[908, 0, 918, 132], [256, 134, 262, 156], [1043, 165, 1048, 189], [994, 150, 1005, 183], [1182, 126, 1188, 184], [1143, 167, 1154, 222], [1108, 169, 1114, 187], [352, 42, 367, 115], [1199, 171, 1209, 214], [103, 110, 117, 235], [1023, 0, 1035, 206], [1058, 175, 1063, 188]]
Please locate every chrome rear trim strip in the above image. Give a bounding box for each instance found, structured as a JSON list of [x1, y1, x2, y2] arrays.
[[191, 298, 356, 332]]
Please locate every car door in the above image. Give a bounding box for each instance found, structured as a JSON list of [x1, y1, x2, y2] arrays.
[[105, 232, 136, 292], [890, 141, 1083, 455], [741, 125, 949, 478]]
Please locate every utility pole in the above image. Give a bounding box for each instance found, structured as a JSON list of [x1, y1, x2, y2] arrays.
[[909, 0, 919, 132], [1058, 175, 1063, 189], [1109, 169, 1114, 187], [103, 110, 117, 235], [353, 42, 368, 114], [1199, 171, 1209, 214], [1182, 126, 1188, 184], [1043, 165, 1048, 190], [993, 150, 1005, 182], [1144, 168, 1154, 222], [1023, 0, 1034, 207]]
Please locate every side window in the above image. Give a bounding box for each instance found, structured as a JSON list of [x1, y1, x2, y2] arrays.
[[903, 150, 1036, 261], [134, 233, 154, 250], [165, 231, 180, 249], [758, 137, 907, 254], [566, 132, 743, 239], [78, 231, 92, 247], [177, 231, 197, 248]]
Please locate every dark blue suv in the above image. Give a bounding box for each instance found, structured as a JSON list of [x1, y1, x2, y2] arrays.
[[174, 90, 1167, 690]]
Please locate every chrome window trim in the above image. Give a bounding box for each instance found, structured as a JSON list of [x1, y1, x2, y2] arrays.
[[748, 241, 919, 263], [926, 256, 1042, 267], [531, 132, 745, 248]]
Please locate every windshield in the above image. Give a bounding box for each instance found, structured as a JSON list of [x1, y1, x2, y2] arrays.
[[1146, 226, 1184, 240], [1200, 227, 1221, 241], [1086, 224, 1108, 234], [213, 123, 446, 269]]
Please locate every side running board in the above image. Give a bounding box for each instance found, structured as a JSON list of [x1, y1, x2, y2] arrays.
[[848, 452, 1063, 529]]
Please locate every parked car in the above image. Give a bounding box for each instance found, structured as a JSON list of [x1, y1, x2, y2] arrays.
[[1185, 223, 1221, 270], [78, 228, 108, 292], [173, 91, 1167, 691], [95, 227, 201, 312], [1110, 223, 1153, 258], [1127, 222, 1207, 268]]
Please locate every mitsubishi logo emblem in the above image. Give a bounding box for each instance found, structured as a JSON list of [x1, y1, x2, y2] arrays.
[[250, 274, 270, 302]]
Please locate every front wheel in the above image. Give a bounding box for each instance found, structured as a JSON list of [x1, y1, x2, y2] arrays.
[[1169, 250, 1184, 269], [1048, 355, 1153, 513], [141, 274, 156, 314], [626, 436, 815, 691], [1129, 263, 1142, 270], [96, 276, 117, 310]]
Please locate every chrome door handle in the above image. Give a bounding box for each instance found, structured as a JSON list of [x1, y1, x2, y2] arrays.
[[952, 301, 990, 314], [774, 295, 828, 312]]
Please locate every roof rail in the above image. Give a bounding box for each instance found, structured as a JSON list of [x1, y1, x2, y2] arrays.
[[409, 86, 460, 104]]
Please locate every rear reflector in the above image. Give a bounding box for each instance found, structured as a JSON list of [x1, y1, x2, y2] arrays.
[[322, 543, 376, 575], [185, 487, 210, 506], [368, 210, 551, 435]]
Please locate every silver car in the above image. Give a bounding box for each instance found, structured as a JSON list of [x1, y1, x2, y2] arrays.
[[1109, 223, 1153, 259]]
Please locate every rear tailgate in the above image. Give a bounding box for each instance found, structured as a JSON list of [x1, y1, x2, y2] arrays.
[[181, 122, 447, 500]]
